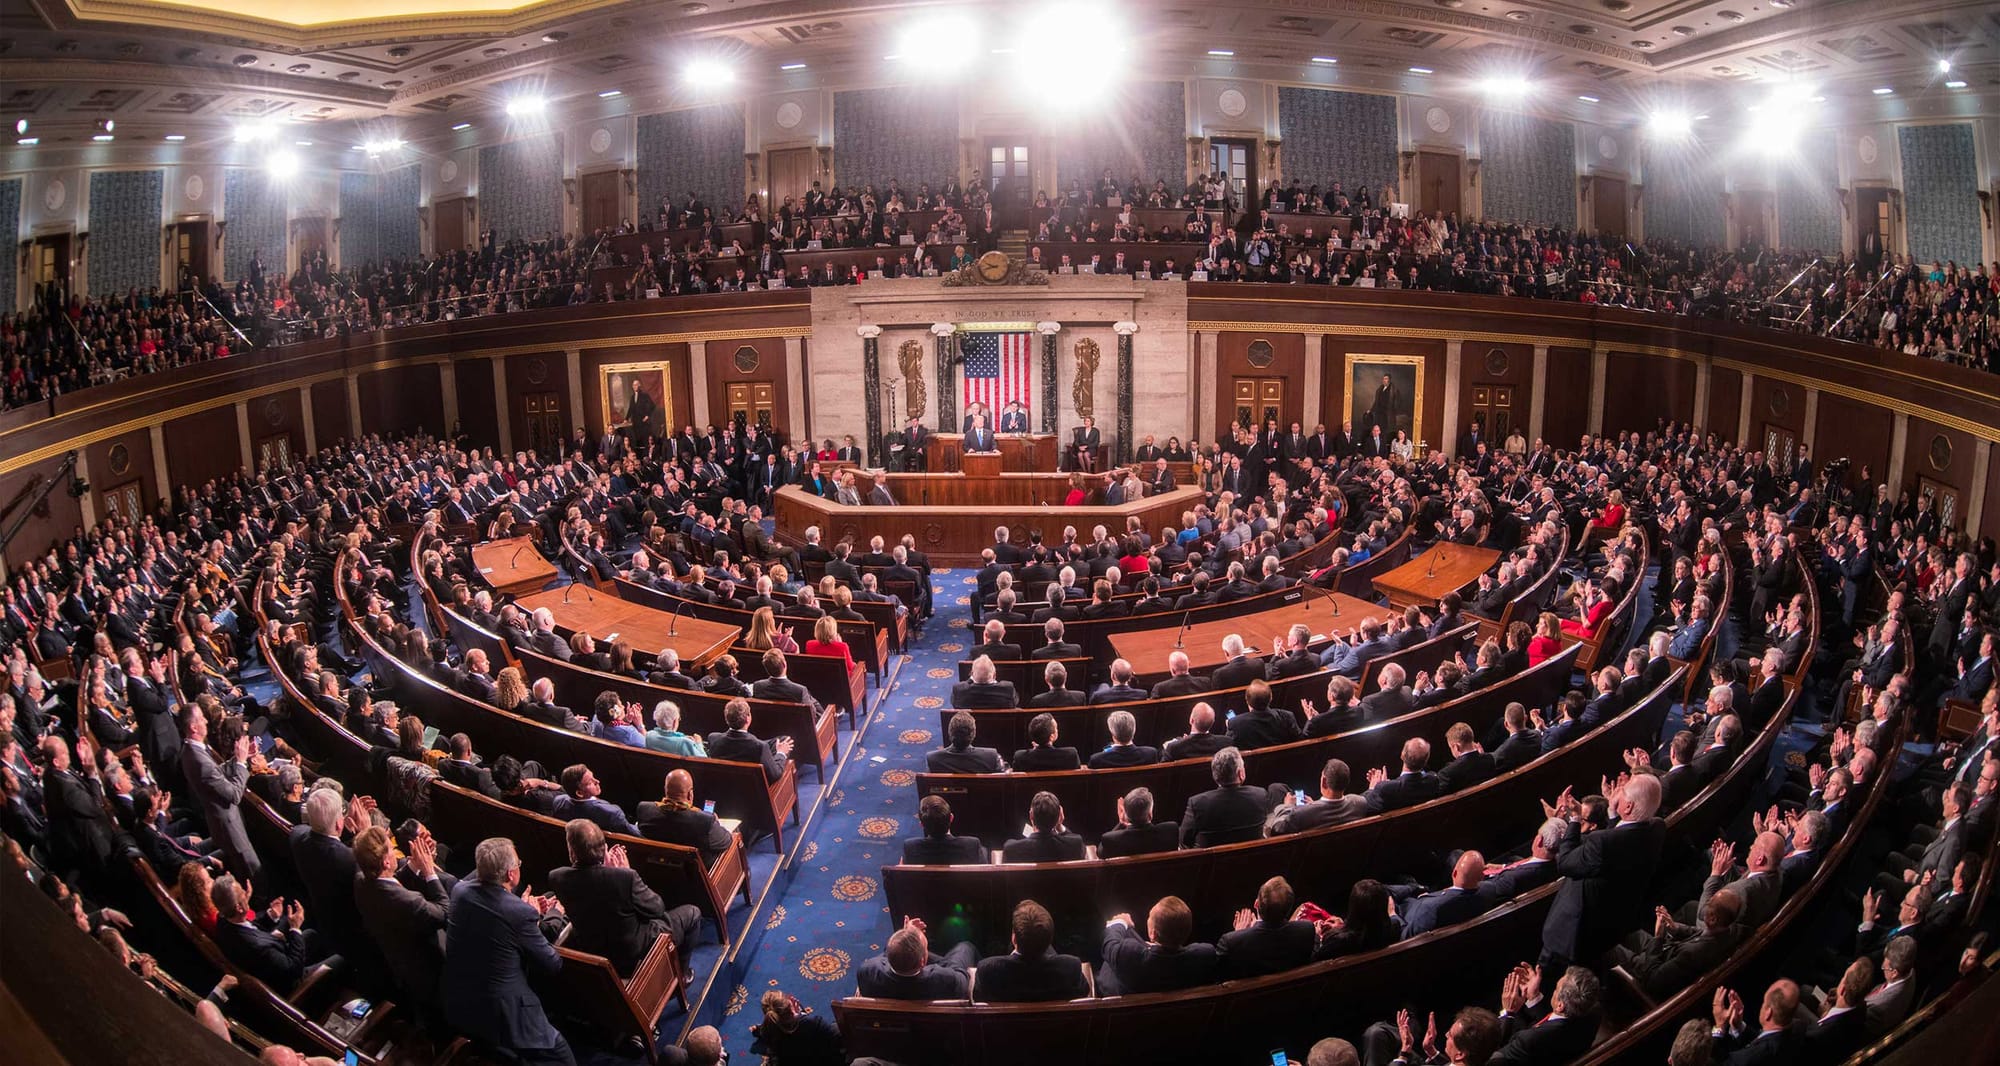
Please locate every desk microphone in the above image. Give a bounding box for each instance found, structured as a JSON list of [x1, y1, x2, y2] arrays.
[[667, 598, 685, 637], [509, 543, 531, 570], [1299, 580, 1340, 617], [1426, 548, 1439, 578], [1172, 609, 1192, 650]]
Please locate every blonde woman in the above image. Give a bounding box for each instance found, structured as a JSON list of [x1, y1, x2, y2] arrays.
[[744, 606, 799, 654], [494, 667, 528, 713]]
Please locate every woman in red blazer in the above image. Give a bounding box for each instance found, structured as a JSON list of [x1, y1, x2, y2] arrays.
[[804, 614, 854, 671], [1527, 611, 1565, 667]]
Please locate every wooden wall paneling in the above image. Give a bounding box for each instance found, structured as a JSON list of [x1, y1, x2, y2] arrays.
[[1749, 377, 1807, 436], [503, 352, 572, 458], [1215, 331, 1306, 439], [580, 343, 693, 444], [164, 406, 243, 491], [1319, 335, 1448, 449], [244, 389, 305, 473], [453, 358, 499, 451], [311, 379, 352, 448], [0, 465, 83, 570], [706, 337, 789, 437], [1906, 416, 1978, 534], [357, 364, 445, 441], [1707, 365, 1742, 443], [84, 427, 156, 516], [1984, 447, 2000, 544], [1542, 347, 1592, 446], [1456, 341, 1536, 445], [1812, 394, 1893, 497], [1603, 352, 1694, 434]]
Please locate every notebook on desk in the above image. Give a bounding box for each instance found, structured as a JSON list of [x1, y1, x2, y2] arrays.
[[719, 817, 743, 836]]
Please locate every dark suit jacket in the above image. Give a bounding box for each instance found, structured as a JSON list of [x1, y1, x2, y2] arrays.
[[636, 803, 733, 866], [1088, 744, 1160, 769], [1399, 885, 1493, 937], [1032, 642, 1083, 661], [1225, 707, 1301, 750], [971, 641, 1022, 661], [1181, 784, 1276, 847], [1002, 831, 1086, 863], [927, 745, 1006, 774], [1365, 770, 1445, 812], [1438, 750, 1497, 792], [442, 880, 566, 1052], [951, 681, 1020, 708], [1476, 858, 1559, 901], [213, 918, 308, 991], [1010, 745, 1082, 772], [856, 952, 970, 1000], [750, 676, 819, 712], [1150, 674, 1212, 698], [355, 873, 448, 1006], [1096, 821, 1180, 859], [1216, 919, 1315, 978], [1029, 688, 1087, 708], [1210, 656, 1266, 692], [1542, 818, 1666, 962], [1492, 730, 1543, 773], [973, 949, 1089, 1002], [901, 834, 989, 865], [548, 862, 671, 975], [1100, 923, 1219, 994], [289, 827, 382, 983], [706, 728, 789, 782], [1491, 1010, 1597, 1065]]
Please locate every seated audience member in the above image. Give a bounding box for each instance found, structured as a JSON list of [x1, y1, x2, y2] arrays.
[[1182, 747, 1286, 847], [1163, 702, 1234, 762], [1097, 786, 1179, 858], [951, 655, 1020, 709], [1089, 658, 1149, 705], [1362, 737, 1446, 812], [1490, 964, 1602, 1063], [1030, 659, 1087, 707], [209, 873, 318, 991], [1088, 710, 1160, 768], [1011, 713, 1082, 771], [352, 825, 448, 1019], [549, 818, 702, 976], [1491, 702, 1544, 773], [443, 839, 572, 1066], [1437, 722, 1498, 792], [558, 763, 638, 835], [1476, 817, 1568, 902], [927, 710, 1006, 773], [901, 794, 988, 865], [1267, 758, 1370, 836], [748, 989, 843, 1064], [1002, 790, 1086, 863], [636, 769, 734, 866], [1151, 650, 1211, 698], [1397, 851, 1494, 938], [1100, 895, 1219, 995], [1217, 876, 1315, 978], [705, 698, 795, 782], [1226, 680, 1302, 751], [642, 701, 706, 756], [857, 916, 978, 1000], [1614, 886, 1747, 1001], [1311, 878, 1401, 962], [973, 900, 1090, 1003]]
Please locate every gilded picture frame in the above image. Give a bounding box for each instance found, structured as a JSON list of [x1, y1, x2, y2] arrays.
[[1343, 353, 1427, 451], [598, 359, 672, 439]]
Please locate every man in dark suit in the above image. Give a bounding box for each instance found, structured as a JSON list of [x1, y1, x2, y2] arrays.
[[1088, 710, 1160, 768], [1181, 747, 1285, 848], [290, 789, 387, 990], [1490, 702, 1544, 774], [1162, 702, 1234, 763], [1100, 895, 1219, 995], [636, 770, 734, 866], [210, 873, 315, 993], [1031, 618, 1082, 661], [549, 819, 701, 976], [1097, 786, 1179, 858], [1359, 663, 1417, 720], [1227, 681, 1303, 751], [1010, 713, 1082, 771], [858, 916, 978, 999], [971, 619, 1024, 661], [1210, 634, 1266, 691], [973, 901, 1090, 1002], [1264, 624, 1318, 681], [705, 699, 794, 783], [1089, 659, 1149, 705], [1801, 960, 1874, 1063], [951, 656, 1020, 709], [443, 839, 572, 1066], [748, 651, 822, 716], [527, 608, 571, 661], [1478, 818, 1566, 902], [1362, 736, 1446, 812], [1265, 758, 1372, 836], [1216, 876, 1315, 978], [1708, 979, 1806, 1065], [901, 794, 989, 865], [1540, 774, 1666, 972], [1437, 722, 1498, 792], [927, 711, 1007, 773], [1002, 791, 1086, 863], [1029, 661, 1087, 708], [1491, 964, 1602, 1065], [1399, 851, 1496, 937], [354, 825, 449, 1020], [1151, 651, 1212, 698], [1613, 887, 1746, 1001]]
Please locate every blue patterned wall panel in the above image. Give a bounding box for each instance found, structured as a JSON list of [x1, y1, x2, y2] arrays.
[[88, 169, 164, 295], [338, 164, 421, 270], [1641, 143, 1724, 247], [832, 86, 960, 191], [1898, 123, 1981, 267], [1478, 111, 1576, 228], [223, 167, 286, 283], [0, 178, 18, 306], [478, 133, 564, 242], [1053, 81, 1187, 188], [1776, 132, 1841, 254], [638, 104, 746, 219], [1276, 87, 1400, 200]]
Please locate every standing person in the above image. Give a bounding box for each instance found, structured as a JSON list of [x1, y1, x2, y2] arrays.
[[179, 705, 259, 881], [443, 838, 573, 1066]]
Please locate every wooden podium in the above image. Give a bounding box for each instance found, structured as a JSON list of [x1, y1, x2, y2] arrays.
[[927, 433, 1058, 473], [959, 451, 1002, 477]]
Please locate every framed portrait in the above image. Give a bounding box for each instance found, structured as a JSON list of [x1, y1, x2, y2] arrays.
[[1344, 354, 1427, 450], [599, 360, 672, 440]]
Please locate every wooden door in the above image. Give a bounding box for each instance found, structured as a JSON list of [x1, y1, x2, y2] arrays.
[[986, 139, 1031, 230], [293, 218, 327, 265], [31, 233, 71, 304], [1417, 151, 1461, 216], [1592, 177, 1627, 239], [434, 197, 469, 255], [1917, 476, 1961, 532], [580, 170, 621, 234], [1469, 384, 1516, 442], [1209, 139, 1257, 213], [1735, 190, 1771, 250], [99, 481, 143, 524], [521, 392, 567, 458], [725, 382, 777, 434], [173, 221, 210, 287], [1854, 186, 1891, 272], [1762, 423, 1797, 473], [768, 147, 815, 220], [255, 434, 294, 474], [1231, 377, 1284, 432]]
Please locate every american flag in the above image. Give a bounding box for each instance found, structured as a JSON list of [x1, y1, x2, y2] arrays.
[[961, 331, 1033, 414]]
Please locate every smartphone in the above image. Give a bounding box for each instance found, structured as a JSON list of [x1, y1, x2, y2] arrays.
[[347, 999, 371, 1019], [1270, 1052, 1289, 1066], [1293, 790, 1308, 806], [703, 799, 717, 815], [345, 1051, 361, 1066]]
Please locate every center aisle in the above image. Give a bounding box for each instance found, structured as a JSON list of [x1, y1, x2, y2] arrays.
[[716, 569, 981, 1050]]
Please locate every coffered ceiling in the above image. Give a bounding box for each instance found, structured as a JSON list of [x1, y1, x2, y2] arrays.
[[1, 0, 1993, 152]]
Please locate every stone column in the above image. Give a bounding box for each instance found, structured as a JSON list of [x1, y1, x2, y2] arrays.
[[149, 424, 170, 497], [1587, 347, 1608, 437], [1738, 373, 1754, 447], [235, 401, 254, 473], [346, 374, 363, 448], [1302, 333, 1324, 430], [299, 385, 317, 455], [858, 325, 883, 462], [1800, 388, 1820, 453], [1441, 340, 1464, 456], [1692, 359, 1711, 433], [1886, 412, 1910, 492], [74, 450, 96, 529], [931, 323, 957, 432], [493, 356, 514, 454], [1114, 321, 1139, 464], [564, 348, 585, 439], [1037, 321, 1062, 434], [1529, 344, 1549, 442], [783, 336, 806, 442], [1968, 440, 1993, 536], [1196, 330, 1219, 442], [689, 343, 711, 427], [439, 359, 460, 436]]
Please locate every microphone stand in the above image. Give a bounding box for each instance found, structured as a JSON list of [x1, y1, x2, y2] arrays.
[[509, 543, 531, 570], [666, 598, 685, 637], [1172, 609, 1193, 650], [1298, 579, 1340, 618]]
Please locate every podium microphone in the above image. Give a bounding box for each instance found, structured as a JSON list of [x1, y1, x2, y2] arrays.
[[1172, 609, 1193, 650], [510, 543, 532, 570], [667, 598, 685, 637], [1300, 580, 1340, 617]]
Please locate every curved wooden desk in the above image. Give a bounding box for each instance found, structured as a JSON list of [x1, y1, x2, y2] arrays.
[[773, 484, 1205, 566]]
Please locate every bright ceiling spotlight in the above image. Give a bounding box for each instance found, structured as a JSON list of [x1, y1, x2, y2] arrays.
[[1945, 80, 1967, 89], [504, 95, 548, 117], [1479, 75, 1532, 100], [1741, 107, 1799, 157], [232, 121, 267, 143], [1009, 3, 1126, 114], [894, 10, 980, 79], [364, 138, 404, 155], [267, 150, 300, 179], [14, 119, 26, 135], [1937, 58, 1952, 73], [1647, 111, 1693, 139], [683, 59, 736, 86]]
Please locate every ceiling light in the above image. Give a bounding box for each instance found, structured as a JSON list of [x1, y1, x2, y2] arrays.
[[780, 62, 808, 71], [1480, 75, 1532, 99], [1409, 66, 1434, 75], [598, 89, 622, 98], [451, 122, 472, 131], [895, 11, 979, 76], [1311, 56, 1337, 65], [13, 119, 25, 135], [1871, 86, 1894, 95], [99, 119, 114, 133], [350, 145, 366, 151], [1577, 95, 1599, 103], [1010, 2, 1126, 114], [17, 137, 38, 146], [1937, 59, 1952, 73], [268, 150, 300, 179], [683, 59, 736, 85], [989, 48, 1015, 54], [1945, 80, 1967, 89], [164, 134, 186, 141], [884, 54, 903, 61], [505, 95, 548, 116], [364, 138, 404, 155], [233, 121, 270, 143], [1647, 111, 1692, 139], [93, 134, 114, 142], [296, 139, 314, 146], [1208, 50, 1235, 57]]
